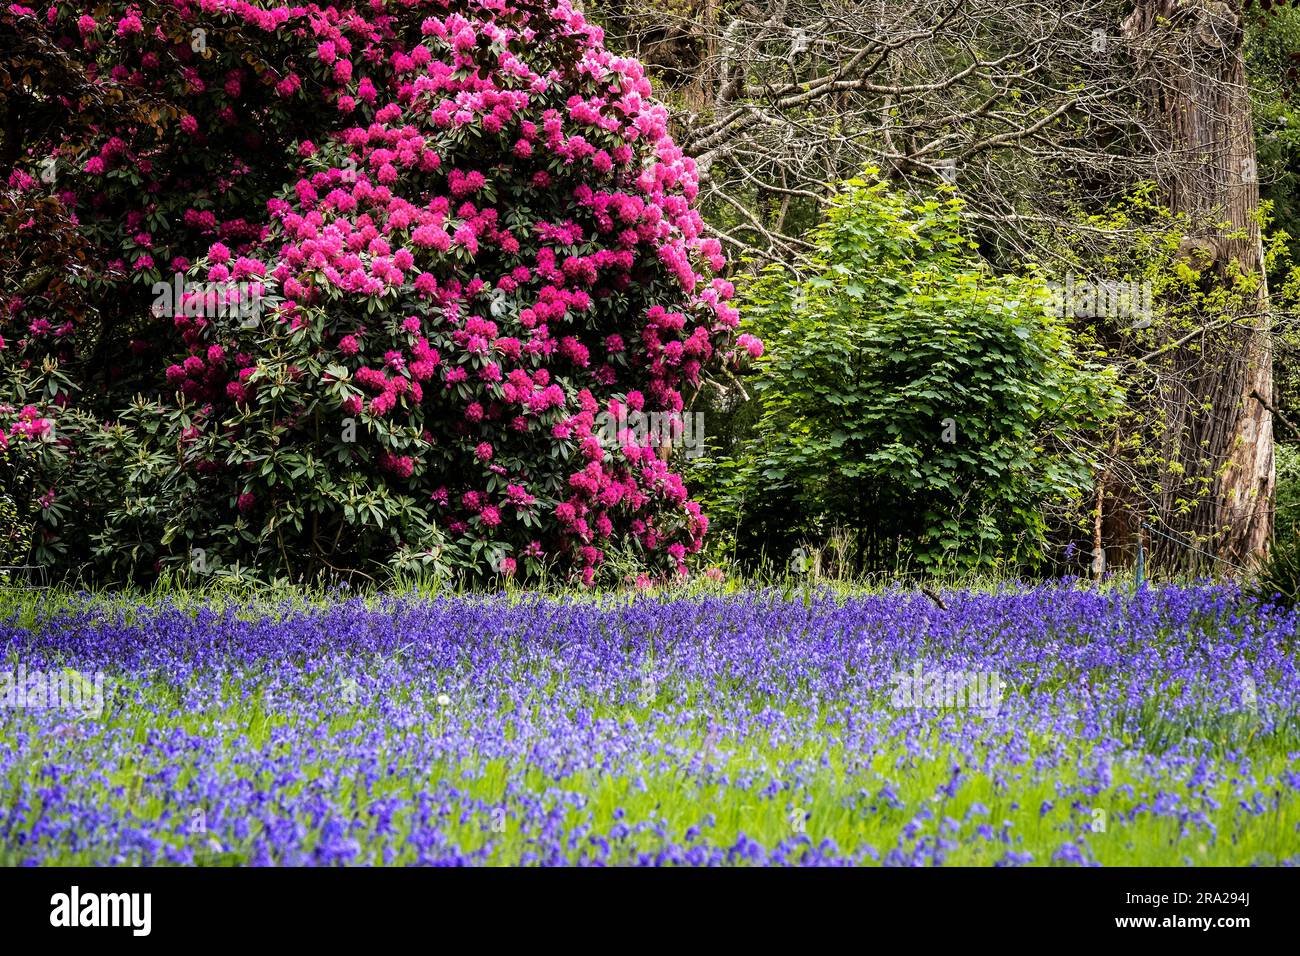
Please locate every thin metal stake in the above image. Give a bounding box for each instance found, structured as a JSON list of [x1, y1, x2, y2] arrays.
[[1135, 520, 1146, 590]]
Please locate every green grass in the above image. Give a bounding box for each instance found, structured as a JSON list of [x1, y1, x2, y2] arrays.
[[2, 664, 1295, 866]]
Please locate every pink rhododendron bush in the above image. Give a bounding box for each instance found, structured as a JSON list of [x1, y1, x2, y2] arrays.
[[0, 0, 755, 584]]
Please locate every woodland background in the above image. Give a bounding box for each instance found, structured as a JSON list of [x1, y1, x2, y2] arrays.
[[3, 0, 1300, 589]]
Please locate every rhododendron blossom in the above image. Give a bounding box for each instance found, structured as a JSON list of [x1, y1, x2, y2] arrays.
[[1, 0, 757, 583]]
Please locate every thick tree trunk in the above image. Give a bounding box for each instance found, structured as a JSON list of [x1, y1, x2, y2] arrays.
[[1120, 0, 1273, 569]]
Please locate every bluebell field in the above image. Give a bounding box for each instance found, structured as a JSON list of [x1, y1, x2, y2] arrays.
[[1, 583, 1297, 866]]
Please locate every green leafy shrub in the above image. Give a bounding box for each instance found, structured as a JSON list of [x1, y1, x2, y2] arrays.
[[0, 443, 33, 570], [1253, 443, 1300, 607], [704, 172, 1122, 573]]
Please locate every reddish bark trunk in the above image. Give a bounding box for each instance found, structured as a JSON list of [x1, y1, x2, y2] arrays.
[[1119, 0, 1273, 569]]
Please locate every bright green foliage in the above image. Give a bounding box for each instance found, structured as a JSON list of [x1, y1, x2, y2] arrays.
[[708, 172, 1122, 572]]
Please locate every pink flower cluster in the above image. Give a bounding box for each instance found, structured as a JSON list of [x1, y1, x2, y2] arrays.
[[1, 404, 54, 449], [11, 0, 758, 580]]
